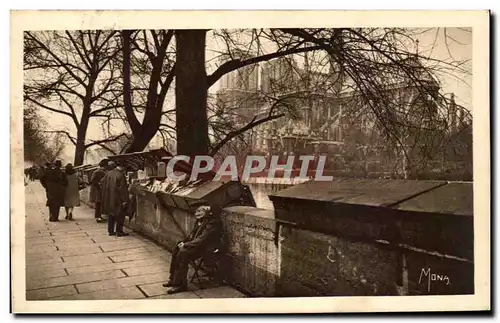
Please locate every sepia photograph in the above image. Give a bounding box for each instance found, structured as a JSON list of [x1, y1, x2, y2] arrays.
[[11, 10, 490, 313]]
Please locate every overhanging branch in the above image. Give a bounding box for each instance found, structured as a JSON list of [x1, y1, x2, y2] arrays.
[[207, 45, 322, 88], [84, 133, 128, 149], [26, 97, 76, 120], [43, 130, 77, 146], [209, 113, 285, 156]]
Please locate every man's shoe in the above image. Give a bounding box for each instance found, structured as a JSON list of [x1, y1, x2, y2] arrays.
[[117, 232, 130, 237], [96, 218, 106, 223], [162, 280, 174, 288], [109, 232, 116, 236], [167, 285, 188, 294]]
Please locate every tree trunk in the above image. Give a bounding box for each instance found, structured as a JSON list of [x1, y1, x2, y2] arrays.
[[73, 110, 90, 166], [122, 30, 174, 154], [125, 124, 159, 153], [74, 141, 86, 166], [125, 134, 150, 153], [125, 102, 163, 153], [73, 131, 87, 166], [175, 30, 209, 157]]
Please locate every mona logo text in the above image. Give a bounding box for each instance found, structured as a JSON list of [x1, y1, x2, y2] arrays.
[[418, 267, 450, 293]]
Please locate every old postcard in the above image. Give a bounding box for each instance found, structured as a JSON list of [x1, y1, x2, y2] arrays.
[[11, 10, 490, 313]]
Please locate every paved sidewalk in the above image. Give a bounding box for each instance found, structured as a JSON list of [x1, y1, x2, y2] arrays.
[[25, 181, 246, 300]]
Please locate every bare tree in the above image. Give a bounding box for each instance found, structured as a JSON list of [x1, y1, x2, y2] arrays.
[[117, 28, 326, 156], [23, 30, 125, 165], [28, 27, 468, 174], [120, 29, 176, 153], [23, 104, 66, 164], [169, 28, 468, 161], [274, 28, 471, 177]]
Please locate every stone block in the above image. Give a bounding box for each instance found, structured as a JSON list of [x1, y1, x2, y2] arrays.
[[26, 245, 58, 254], [27, 262, 67, 273], [246, 209, 275, 219], [52, 233, 91, 240], [110, 251, 166, 263], [46, 227, 82, 233], [55, 242, 99, 251], [99, 241, 149, 252], [58, 246, 103, 257], [102, 247, 151, 257], [122, 264, 170, 277], [52, 236, 93, 243], [26, 285, 78, 300], [27, 269, 126, 290], [27, 246, 103, 260], [87, 231, 113, 238], [136, 282, 190, 297], [25, 256, 63, 266], [61, 253, 113, 266], [193, 286, 246, 298], [55, 286, 145, 300], [25, 237, 54, 245], [54, 238, 95, 248], [90, 235, 125, 243], [66, 263, 123, 275], [66, 257, 169, 275], [26, 268, 67, 280], [76, 272, 169, 294], [26, 229, 52, 236]]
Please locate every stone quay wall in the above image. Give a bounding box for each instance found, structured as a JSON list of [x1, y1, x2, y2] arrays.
[[79, 179, 474, 297]]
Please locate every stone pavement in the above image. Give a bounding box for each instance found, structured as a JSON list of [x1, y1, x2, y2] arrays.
[[25, 181, 247, 300]]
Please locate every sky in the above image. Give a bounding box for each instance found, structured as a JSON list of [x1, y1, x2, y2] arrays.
[[34, 27, 473, 162], [411, 27, 472, 110]]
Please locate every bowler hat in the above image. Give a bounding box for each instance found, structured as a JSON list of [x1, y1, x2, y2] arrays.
[[99, 159, 109, 167], [188, 199, 210, 209]]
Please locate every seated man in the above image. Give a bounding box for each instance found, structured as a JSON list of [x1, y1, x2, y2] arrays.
[[163, 201, 223, 294]]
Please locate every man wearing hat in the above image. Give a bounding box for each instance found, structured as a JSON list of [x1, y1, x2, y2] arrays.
[[40, 160, 67, 222], [100, 161, 130, 236], [163, 200, 223, 294], [89, 159, 109, 223]]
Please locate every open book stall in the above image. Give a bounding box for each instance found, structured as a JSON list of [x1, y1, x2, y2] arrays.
[[107, 148, 256, 211], [74, 164, 99, 188]]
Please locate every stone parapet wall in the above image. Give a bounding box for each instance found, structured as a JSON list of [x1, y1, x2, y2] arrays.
[[270, 179, 474, 296], [221, 206, 278, 297], [276, 224, 473, 296], [85, 178, 473, 297]]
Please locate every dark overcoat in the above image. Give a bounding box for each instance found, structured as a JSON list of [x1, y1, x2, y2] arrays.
[[40, 167, 68, 207], [100, 168, 129, 217], [182, 214, 223, 252], [89, 167, 107, 204]]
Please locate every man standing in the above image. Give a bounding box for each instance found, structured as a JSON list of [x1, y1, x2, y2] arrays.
[[100, 161, 130, 237], [37, 163, 49, 182], [162, 201, 223, 294], [40, 160, 67, 222], [89, 159, 108, 223]]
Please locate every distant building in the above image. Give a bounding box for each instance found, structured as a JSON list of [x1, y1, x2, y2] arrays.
[[215, 53, 472, 180]]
